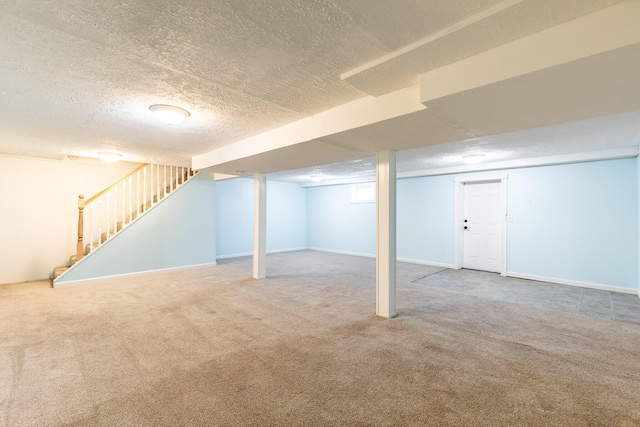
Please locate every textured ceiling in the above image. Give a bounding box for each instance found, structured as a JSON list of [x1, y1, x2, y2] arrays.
[[0, 0, 635, 176]]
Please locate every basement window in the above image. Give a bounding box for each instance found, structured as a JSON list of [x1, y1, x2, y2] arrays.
[[350, 183, 376, 203]]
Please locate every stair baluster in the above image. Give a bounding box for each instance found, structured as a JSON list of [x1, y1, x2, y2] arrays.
[[76, 195, 85, 262], [56, 163, 197, 280], [122, 179, 126, 227], [136, 169, 141, 219], [143, 167, 147, 213], [89, 203, 94, 255], [97, 197, 102, 251]]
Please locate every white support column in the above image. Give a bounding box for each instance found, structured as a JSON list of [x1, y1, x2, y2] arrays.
[[211, 179, 217, 265], [376, 150, 397, 318], [253, 173, 267, 279]]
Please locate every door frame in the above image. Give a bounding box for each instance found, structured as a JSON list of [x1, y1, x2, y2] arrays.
[[453, 172, 508, 276]]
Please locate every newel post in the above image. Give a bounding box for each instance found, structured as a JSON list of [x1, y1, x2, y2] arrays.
[[76, 195, 85, 261]]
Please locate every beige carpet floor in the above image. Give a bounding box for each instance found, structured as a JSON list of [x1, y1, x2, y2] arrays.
[[1, 250, 639, 426]]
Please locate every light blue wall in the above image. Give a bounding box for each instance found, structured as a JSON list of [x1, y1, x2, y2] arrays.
[[507, 159, 637, 289], [58, 159, 639, 290], [216, 178, 307, 257], [267, 180, 308, 251], [306, 158, 638, 290], [397, 175, 455, 264], [307, 183, 376, 255], [306, 177, 455, 263], [215, 178, 254, 257], [57, 173, 217, 283]]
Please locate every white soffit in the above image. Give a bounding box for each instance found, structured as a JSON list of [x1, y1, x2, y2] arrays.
[[268, 110, 640, 185], [342, 0, 624, 96], [425, 42, 640, 139], [419, 1, 640, 103], [206, 139, 370, 176]]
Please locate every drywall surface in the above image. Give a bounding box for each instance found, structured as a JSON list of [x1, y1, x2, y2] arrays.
[[56, 173, 216, 283], [0, 155, 141, 284], [306, 178, 455, 263], [397, 175, 455, 264], [266, 180, 308, 252], [216, 178, 254, 257], [216, 178, 307, 257], [306, 183, 376, 256], [306, 158, 638, 289], [507, 158, 637, 289]]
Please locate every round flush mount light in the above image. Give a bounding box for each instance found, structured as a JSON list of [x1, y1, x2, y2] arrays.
[[97, 152, 122, 162], [310, 170, 323, 182], [149, 104, 190, 125], [462, 153, 486, 164]]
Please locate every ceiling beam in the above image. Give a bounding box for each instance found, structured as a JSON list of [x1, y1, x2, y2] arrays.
[[420, 1, 640, 103], [192, 85, 425, 171], [340, 0, 523, 82]]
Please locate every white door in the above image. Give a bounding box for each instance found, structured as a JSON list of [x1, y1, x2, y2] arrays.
[[463, 181, 502, 273]]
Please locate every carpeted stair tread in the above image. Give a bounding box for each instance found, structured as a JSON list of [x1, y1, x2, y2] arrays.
[[52, 266, 68, 278]]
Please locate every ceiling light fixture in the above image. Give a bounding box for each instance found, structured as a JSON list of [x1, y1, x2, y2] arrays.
[[462, 153, 486, 164], [97, 152, 122, 162], [149, 104, 190, 125], [309, 170, 324, 182]]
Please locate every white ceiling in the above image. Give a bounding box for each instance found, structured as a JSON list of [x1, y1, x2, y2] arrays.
[[1, 0, 638, 182]]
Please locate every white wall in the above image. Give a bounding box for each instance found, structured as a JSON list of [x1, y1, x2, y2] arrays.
[[0, 155, 141, 284]]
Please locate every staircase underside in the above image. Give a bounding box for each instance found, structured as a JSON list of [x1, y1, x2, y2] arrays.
[[52, 168, 196, 283]]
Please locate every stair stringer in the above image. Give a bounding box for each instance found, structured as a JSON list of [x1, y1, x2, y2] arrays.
[[53, 172, 216, 287]]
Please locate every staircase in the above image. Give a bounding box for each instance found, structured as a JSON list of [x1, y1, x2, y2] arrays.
[[52, 164, 196, 281]]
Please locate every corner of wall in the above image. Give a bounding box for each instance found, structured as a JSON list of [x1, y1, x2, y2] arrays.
[[637, 154, 640, 297]]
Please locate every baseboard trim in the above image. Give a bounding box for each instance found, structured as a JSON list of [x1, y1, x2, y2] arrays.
[[216, 247, 308, 260], [507, 271, 638, 295], [267, 247, 308, 255], [307, 248, 455, 269], [53, 262, 218, 288], [307, 247, 376, 258], [397, 257, 454, 269], [216, 252, 252, 259]]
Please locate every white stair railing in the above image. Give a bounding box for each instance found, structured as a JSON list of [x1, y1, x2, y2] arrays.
[[75, 164, 195, 261]]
